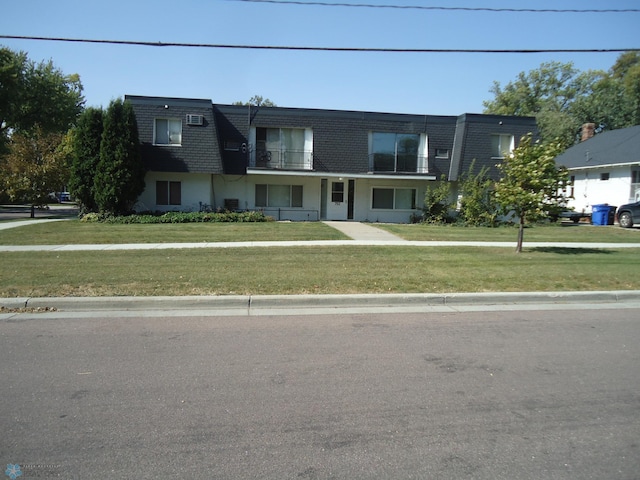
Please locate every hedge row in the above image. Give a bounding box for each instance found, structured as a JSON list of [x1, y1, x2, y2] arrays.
[[80, 211, 274, 224]]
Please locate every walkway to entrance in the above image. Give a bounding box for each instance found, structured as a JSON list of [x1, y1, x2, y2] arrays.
[[322, 221, 405, 241]]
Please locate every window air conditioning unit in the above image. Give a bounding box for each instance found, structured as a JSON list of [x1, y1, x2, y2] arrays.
[[186, 114, 204, 126]]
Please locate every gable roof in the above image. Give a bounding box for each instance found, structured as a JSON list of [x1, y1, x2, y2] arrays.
[[555, 125, 640, 170]]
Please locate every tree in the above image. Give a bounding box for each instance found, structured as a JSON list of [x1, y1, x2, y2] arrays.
[[457, 161, 497, 226], [494, 135, 570, 253], [0, 127, 70, 216], [93, 99, 145, 215], [68, 107, 103, 213], [483, 61, 595, 146], [420, 178, 453, 223], [483, 55, 640, 147], [0, 48, 26, 154], [232, 95, 277, 107], [0, 46, 84, 151]]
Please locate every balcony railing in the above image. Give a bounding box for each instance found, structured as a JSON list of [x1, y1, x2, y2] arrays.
[[368, 154, 429, 174], [250, 148, 313, 170]]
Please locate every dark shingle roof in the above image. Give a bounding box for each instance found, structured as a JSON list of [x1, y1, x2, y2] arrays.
[[555, 125, 640, 169]]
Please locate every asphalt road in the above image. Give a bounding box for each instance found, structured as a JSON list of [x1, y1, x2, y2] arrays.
[[1, 308, 639, 479]]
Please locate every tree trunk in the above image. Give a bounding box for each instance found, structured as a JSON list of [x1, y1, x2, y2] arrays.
[[516, 216, 524, 253]]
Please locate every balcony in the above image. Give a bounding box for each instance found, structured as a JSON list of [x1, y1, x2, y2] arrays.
[[250, 148, 313, 171], [368, 154, 429, 174]]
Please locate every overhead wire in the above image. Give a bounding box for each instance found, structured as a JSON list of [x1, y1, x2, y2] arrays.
[[225, 0, 640, 14], [0, 35, 637, 54]]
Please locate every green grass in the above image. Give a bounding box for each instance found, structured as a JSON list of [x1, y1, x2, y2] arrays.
[[375, 222, 640, 243], [0, 220, 349, 245], [1, 246, 639, 297], [2, 220, 640, 245]]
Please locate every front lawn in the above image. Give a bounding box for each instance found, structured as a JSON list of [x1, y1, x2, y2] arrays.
[[1, 246, 638, 297], [0, 220, 349, 245], [375, 222, 640, 243]]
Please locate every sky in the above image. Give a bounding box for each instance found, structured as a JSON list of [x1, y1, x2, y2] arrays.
[[1, 0, 639, 116]]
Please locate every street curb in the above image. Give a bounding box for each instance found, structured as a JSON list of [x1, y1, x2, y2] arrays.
[[3, 291, 640, 312]]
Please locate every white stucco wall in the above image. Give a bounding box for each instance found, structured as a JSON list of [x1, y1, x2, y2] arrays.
[[213, 174, 322, 221], [354, 177, 427, 223], [136, 172, 432, 223], [136, 172, 213, 212]]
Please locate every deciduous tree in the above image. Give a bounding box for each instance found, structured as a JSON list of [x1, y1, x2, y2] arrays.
[[0, 46, 84, 151], [494, 135, 570, 253], [457, 161, 497, 226], [483, 55, 640, 147], [0, 127, 70, 216]]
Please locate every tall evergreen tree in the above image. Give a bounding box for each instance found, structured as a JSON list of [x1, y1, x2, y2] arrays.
[[68, 107, 103, 213], [94, 99, 145, 214]]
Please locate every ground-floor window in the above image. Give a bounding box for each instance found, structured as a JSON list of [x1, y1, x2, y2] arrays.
[[255, 184, 303, 207], [156, 180, 181, 205], [372, 187, 416, 210]]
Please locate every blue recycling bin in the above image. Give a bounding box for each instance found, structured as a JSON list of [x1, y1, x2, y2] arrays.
[[591, 204, 615, 225]]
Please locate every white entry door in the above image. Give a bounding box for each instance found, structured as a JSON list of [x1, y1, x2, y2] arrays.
[[326, 179, 354, 220]]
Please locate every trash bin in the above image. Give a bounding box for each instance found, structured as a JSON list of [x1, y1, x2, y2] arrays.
[[591, 204, 615, 225], [591, 203, 609, 225]]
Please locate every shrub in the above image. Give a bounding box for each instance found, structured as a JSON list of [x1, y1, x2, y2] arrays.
[[420, 179, 454, 224], [80, 211, 274, 224]]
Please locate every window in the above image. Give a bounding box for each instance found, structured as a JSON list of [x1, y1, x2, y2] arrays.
[[491, 134, 514, 158], [331, 182, 344, 202], [156, 181, 181, 205], [255, 184, 303, 208], [154, 119, 182, 145], [254, 127, 312, 169], [435, 148, 449, 159], [600, 172, 610, 181], [372, 188, 417, 210], [570, 175, 575, 198], [371, 133, 424, 173]]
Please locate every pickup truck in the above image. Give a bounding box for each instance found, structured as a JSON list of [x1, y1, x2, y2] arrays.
[[558, 210, 591, 223]]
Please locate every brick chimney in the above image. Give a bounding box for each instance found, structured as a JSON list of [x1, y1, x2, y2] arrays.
[[581, 123, 596, 142]]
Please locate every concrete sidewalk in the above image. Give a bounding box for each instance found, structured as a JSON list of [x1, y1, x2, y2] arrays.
[[2, 219, 640, 251], [323, 221, 405, 241]]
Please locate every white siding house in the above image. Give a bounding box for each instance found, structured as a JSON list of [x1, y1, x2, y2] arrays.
[[555, 125, 640, 214]]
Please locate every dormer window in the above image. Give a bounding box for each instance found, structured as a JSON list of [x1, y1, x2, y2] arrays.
[[154, 118, 182, 146], [491, 134, 514, 159]]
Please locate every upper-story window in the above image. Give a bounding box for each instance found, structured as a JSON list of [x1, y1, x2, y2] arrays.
[[491, 134, 514, 159], [250, 127, 313, 170], [435, 148, 449, 159], [154, 118, 182, 146], [369, 133, 428, 173]]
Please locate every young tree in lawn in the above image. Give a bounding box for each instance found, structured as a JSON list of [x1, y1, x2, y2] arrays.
[[68, 107, 103, 213], [94, 99, 145, 215], [494, 135, 570, 253]]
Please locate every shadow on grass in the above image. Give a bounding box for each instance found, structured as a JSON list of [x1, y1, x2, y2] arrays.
[[529, 247, 613, 255]]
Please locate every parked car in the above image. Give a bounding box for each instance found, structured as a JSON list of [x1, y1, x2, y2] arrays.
[[616, 201, 640, 228]]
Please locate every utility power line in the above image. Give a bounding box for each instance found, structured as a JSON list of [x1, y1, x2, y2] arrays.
[[226, 0, 640, 14], [0, 35, 637, 54]]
